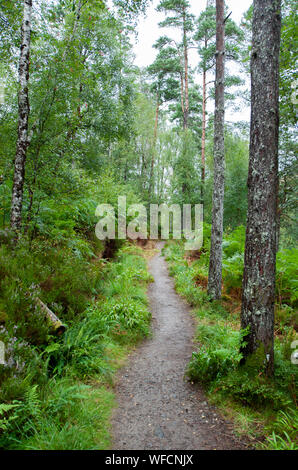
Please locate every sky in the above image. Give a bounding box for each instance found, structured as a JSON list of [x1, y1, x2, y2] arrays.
[[132, 0, 253, 123], [133, 0, 252, 68]]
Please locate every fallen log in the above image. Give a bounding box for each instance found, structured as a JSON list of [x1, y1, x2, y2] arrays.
[[35, 298, 66, 336]]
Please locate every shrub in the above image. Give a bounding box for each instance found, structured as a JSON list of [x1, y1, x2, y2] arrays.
[[187, 324, 242, 384], [99, 299, 151, 340], [0, 378, 114, 450], [276, 249, 298, 308], [222, 225, 246, 257], [215, 370, 292, 409], [264, 409, 298, 450], [222, 253, 244, 291], [42, 314, 111, 379]]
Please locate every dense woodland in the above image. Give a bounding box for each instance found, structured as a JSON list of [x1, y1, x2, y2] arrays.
[[0, 0, 297, 451]]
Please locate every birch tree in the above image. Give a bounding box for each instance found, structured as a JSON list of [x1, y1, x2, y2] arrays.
[[207, 0, 225, 300], [240, 0, 281, 376], [10, 0, 32, 233]]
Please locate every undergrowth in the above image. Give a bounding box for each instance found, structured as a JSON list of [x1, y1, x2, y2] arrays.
[[163, 236, 298, 450], [0, 237, 152, 450]]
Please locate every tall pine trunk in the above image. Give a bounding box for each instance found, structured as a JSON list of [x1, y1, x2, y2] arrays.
[[149, 95, 160, 198], [207, 0, 225, 300], [10, 0, 32, 233], [240, 0, 281, 376], [201, 63, 207, 203], [183, 8, 189, 130]]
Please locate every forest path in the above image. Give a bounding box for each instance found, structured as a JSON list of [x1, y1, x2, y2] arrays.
[[111, 243, 246, 450]]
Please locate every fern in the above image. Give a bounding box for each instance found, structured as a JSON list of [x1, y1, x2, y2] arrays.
[[0, 403, 20, 431]]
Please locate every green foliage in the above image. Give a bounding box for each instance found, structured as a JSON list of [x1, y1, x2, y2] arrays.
[[215, 370, 292, 410], [97, 249, 152, 340], [0, 239, 101, 336], [188, 324, 242, 384], [0, 239, 152, 449], [0, 379, 114, 450], [203, 128, 249, 229], [0, 0, 296, 452], [42, 314, 110, 379], [264, 409, 298, 450], [165, 240, 298, 449], [222, 253, 244, 291], [171, 130, 201, 206], [222, 225, 246, 257], [100, 299, 151, 339], [163, 241, 208, 306], [0, 403, 20, 433], [276, 249, 298, 308]]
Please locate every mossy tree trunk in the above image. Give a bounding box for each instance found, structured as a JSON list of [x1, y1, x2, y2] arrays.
[[240, 0, 281, 376]]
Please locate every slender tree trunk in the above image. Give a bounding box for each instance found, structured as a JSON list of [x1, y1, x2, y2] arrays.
[[183, 9, 189, 130], [179, 70, 186, 129], [240, 0, 281, 377], [149, 96, 160, 197], [10, 0, 32, 233], [207, 0, 225, 300], [154, 91, 160, 145], [183, 44, 189, 130], [201, 62, 207, 203]]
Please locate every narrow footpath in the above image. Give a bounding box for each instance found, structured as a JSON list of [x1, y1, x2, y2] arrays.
[[111, 243, 247, 450]]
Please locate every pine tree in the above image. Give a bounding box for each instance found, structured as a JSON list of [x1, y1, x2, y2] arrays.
[[195, 2, 244, 202], [147, 44, 181, 198], [240, 0, 281, 376], [157, 0, 194, 130]]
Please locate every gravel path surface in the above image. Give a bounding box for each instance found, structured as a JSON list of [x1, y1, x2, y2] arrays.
[[111, 243, 247, 450]]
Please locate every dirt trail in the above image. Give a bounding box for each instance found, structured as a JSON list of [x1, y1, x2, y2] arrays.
[[111, 243, 246, 450]]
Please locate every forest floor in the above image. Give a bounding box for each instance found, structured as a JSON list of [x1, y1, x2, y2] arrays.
[[111, 242, 249, 450]]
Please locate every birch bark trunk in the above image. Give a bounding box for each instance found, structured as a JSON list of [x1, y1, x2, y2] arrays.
[[207, 0, 225, 300], [240, 0, 281, 376], [10, 0, 33, 233]]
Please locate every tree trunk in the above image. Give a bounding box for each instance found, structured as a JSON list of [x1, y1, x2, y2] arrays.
[[35, 298, 66, 336], [240, 0, 281, 377], [207, 0, 225, 300], [201, 63, 207, 203], [154, 95, 159, 145], [183, 8, 189, 130], [149, 96, 160, 197], [10, 0, 32, 233], [179, 70, 186, 129]]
